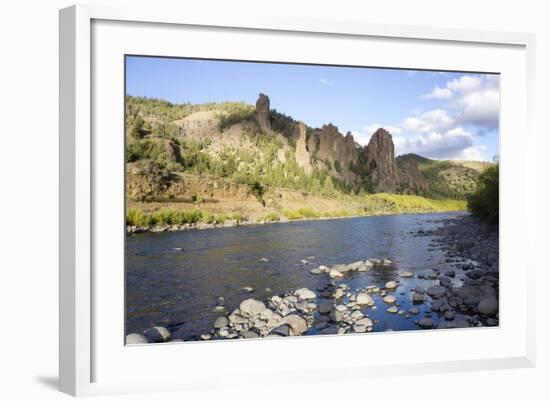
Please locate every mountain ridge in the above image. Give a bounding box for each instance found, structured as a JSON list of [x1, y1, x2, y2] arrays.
[[125, 93, 489, 201]]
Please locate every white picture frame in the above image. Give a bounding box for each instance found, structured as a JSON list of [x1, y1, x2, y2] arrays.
[[59, 3, 536, 397]]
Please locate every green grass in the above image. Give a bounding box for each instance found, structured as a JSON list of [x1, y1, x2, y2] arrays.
[[263, 212, 281, 222], [363, 193, 467, 214], [126, 208, 248, 227], [282, 208, 321, 220], [127, 194, 466, 229]]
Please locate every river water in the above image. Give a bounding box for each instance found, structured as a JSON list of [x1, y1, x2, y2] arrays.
[[126, 212, 470, 339]]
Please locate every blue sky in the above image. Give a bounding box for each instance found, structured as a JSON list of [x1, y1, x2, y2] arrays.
[[126, 56, 499, 161]]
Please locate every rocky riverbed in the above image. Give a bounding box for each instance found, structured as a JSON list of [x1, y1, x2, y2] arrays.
[[126, 214, 499, 344]]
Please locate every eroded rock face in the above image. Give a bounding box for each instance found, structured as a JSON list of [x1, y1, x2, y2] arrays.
[[310, 124, 359, 184], [364, 128, 401, 192], [294, 122, 313, 175], [256, 93, 271, 132]]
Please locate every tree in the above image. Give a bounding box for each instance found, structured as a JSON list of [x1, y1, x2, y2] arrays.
[[130, 115, 145, 139], [467, 161, 499, 224], [323, 176, 335, 195], [138, 160, 171, 193]]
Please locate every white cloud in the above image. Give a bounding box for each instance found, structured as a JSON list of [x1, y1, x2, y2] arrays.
[[421, 74, 500, 131], [422, 86, 453, 99], [457, 88, 500, 129], [446, 75, 483, 93], [394, 127, 485, 160], [318, 78, 333, 86], [403, 109, 455, 133]]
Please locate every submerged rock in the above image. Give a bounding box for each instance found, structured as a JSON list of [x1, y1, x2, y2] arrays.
[[383, 295, 396, 304], [356, 293, 375, 306], [417, 317, 434, 329]]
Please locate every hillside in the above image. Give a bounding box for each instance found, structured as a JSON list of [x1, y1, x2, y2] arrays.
[[125, 94, 488, 228], [396, 154, 485, 199]]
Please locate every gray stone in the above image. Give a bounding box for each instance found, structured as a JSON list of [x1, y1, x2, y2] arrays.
[[126, 333, 149, 344], [383, 295, 396, 304], [385, 281, 398, 290], [143, 326, 171, 343], [214, 316, 229, 329], [399, 271, 414, 278], [295, 288, 317, 301], [418, 317, 434, 329], [271, 324, 290, 336], [477, 297, 498, 315], [412, 293, 425, 303], [280, 314, 308, 335], [356, 293, 375, 306], [427, 285, 447, 299], [242, 330, 259, 339], [239, 299, 266, 318], [318, 300, 333, 314]]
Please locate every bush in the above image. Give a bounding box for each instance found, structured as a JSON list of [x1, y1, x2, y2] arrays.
[[248, 181, 265, 206], [467, 162, 499, 224], [264, 212, 280, 222], [126, 209, 151, 226], [218, 108, 256, 131], [138, 160, 172, 192]]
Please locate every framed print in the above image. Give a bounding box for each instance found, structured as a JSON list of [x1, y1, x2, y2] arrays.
[[59, 4, 536, 396]]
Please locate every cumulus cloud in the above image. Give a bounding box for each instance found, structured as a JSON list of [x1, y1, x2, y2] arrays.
[[422, 74, 500, 131], [394, 127, 485, 160], [354, 74, 497, 161], [403, 109, 455, 133], [422, 86, 453, 99]]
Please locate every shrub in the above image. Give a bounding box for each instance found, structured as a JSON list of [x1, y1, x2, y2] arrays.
[[264, 212, 280, 222], [126, 209, 151, 226], [467, 162, 499, 224], [248, 181, 266, 206], [129, 115, 145, 139], [218, 108, 256, 131], [137, 160, 172, 192]]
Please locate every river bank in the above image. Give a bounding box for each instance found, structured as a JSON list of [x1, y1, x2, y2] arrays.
[[126, 193, 467, 234], [126, 212, 498, 343]]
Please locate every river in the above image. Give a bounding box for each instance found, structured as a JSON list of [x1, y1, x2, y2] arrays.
[[125, 211, 482, 340]]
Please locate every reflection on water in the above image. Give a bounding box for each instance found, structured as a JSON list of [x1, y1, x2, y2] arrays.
[[126, 212, 466, 339]]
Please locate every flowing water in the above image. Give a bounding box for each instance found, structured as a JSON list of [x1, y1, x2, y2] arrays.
[[126, 212, 469, 339]]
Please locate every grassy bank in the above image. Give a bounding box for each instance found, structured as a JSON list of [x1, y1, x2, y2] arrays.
[[126, 193, 466, 228]]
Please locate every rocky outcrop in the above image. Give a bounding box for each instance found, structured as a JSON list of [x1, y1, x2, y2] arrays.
[[256, 93, 271, 132], [294, 122, 313, 175], [308, 124, 359, 184], [364, 128, 401, 192], [397, 156, 430, 194]]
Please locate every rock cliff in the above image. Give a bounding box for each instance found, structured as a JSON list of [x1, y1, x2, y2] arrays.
[[256, 93, 271, 132], [294, 122, 313, 175]]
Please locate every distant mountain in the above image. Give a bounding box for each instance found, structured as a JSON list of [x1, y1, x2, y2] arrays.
[[125, 94, 489, 201]]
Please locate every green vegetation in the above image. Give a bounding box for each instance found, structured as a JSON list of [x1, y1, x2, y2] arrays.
[[269, 109, 297, 144], [126, 208, 246, 227], [218, 106, 256, 131], [264, 212, 281, 222], [137, 160, 172, 192], [467, 161, 499, 224], [363, 193, 467, 215], [396, 154, 481, 199]]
